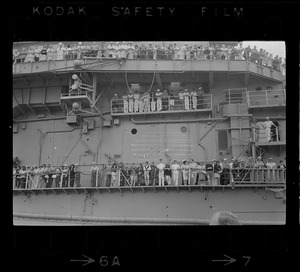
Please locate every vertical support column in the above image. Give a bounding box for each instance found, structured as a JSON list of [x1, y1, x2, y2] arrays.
[[92, 73, 97, 102], [265, 90, 269, 106], [96, 169, 99, 187]]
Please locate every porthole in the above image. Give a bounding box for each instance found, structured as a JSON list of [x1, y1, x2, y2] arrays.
[[180, 126, 187, 133], [131, 128, 137, 135]]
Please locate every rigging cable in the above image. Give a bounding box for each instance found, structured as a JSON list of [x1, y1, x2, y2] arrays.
[[124, 58, 157, 94], [59, 117, 96, 167]]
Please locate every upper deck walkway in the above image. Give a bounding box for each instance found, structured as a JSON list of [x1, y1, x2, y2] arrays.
[[13, 58, 283, 82]]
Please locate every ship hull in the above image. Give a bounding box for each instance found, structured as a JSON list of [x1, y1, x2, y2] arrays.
[[13, 186, 285, 225]]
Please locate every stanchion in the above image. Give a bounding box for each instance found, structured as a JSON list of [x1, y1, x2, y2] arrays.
[[96, 170, 99, 187], [25, 173, 29, 189], [60, 173, 63, 188]]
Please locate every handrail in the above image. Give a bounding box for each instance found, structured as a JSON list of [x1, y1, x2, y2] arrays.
[[247, 89, 286, 107], [13, 167, 286, 190], [111, 94, 213, 114]]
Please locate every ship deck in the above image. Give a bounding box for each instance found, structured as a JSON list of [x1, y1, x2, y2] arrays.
[[13, 183, 286, 196]]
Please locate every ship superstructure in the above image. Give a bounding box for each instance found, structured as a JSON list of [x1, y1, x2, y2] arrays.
[[13, 41, 286, 225]]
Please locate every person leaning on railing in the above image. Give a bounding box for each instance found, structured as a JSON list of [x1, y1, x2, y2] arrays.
[[229, 158, 239, 184], [111, 163, 118, 187], [105, 160, 113, 187], [220, 158, 230, 185], [213, 160, 222, 185], [189, 159, 198, 185], [45, 164, 55, 188], [277, 160, 286, 182], [90, 162, 99, 187], [53, 167, 61, 187], [122, 92, 129, 113], [254, 156, 266, 182], [266, 158, 276, 182], [183, 89, 190, 110], [74, 164, 81, 187], [181, 160, 189, 185], [61, 164, 69, 187]]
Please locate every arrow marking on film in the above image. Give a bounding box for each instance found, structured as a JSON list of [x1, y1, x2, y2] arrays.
[[70, 255, 95, 266], [212, 254, 236, 266]]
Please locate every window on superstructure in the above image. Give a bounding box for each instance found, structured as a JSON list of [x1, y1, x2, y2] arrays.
[[217, 130, 228, 151]]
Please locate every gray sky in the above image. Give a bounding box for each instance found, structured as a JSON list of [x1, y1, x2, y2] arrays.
[[242, 41, 286, 59]]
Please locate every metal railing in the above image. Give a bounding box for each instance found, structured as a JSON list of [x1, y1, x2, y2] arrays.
[[111, 94, 213, 114], [223, 88, 248, 104], [13, 167, 286, 190], [247, 89, 286, 108], [13, 47, 283, 63]]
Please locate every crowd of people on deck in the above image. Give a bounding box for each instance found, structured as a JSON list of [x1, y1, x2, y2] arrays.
[[12, 42, 286, 73], [13, 160, 81, 189], [13, 156, 286, 189], [112, 87, 209, 113]]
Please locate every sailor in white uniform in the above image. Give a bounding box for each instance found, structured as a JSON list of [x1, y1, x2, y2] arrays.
[[263, 117, 276, 142], [155, 89, 163, 111], [157, 159, 165, 186], [183, 89, 190, 110], [191, 89, 197, 110], [134, 91, 140, 112], [128, 90, 134, 113], [171, 160, 181, 186]]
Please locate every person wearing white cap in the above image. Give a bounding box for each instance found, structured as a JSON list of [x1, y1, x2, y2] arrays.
[[178, 43, 186, 60], [254, 156, 265, 168], [128, 90, 134, 113], [56, 43, 64, 60], [183, 89, 190, 110], [155, 89, 163, 111], [133, 91, 140, 112], [171, 160, 181, 186], [254, 156, 265, 182], [157, 159, 165, 186], [190, 89, 197, 110], [122, 91, 129, 113], [266, 158, 276, 182], [263, 117, 276, 142], [181, 160, 190, 185], [90, 162, 99, 187]]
